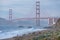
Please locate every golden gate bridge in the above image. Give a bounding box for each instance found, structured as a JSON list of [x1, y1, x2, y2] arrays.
[[9, 0, 59, 26]]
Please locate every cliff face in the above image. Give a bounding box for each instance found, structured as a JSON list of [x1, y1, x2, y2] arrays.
[[56, 18, 60, 27]]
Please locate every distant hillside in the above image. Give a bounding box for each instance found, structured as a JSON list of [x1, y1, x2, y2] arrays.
[[0, 18, 17, 27], [0, 18, 17, 31]]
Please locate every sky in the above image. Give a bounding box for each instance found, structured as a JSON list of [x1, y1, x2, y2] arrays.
[[0, 0, 60, 19]]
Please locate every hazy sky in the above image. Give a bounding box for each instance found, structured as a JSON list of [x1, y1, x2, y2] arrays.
[[0, 0, 60, 19]]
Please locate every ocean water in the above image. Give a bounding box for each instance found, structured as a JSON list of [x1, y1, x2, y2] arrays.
[[0, 19, 48, 39]]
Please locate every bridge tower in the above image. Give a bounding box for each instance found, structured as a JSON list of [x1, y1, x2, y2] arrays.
[[9, 9, 12, 21], [36, 0, 40, 26]]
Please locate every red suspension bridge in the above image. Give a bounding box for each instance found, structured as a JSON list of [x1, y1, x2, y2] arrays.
[[9, 0, 59, 26]]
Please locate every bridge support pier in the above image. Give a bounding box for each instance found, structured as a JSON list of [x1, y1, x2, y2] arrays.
[[48, 18, 54, 26]]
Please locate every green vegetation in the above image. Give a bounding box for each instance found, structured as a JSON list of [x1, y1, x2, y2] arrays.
[[33, 30, 60, 40]]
